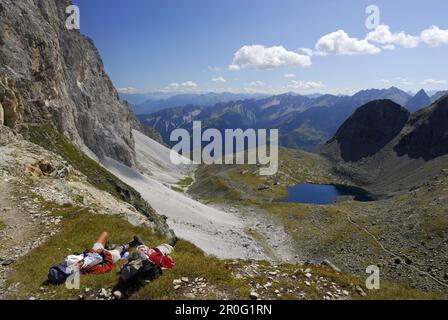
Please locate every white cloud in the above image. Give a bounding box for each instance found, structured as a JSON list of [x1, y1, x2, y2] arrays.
[[422, 78, 447, 86], [284, 73, 296, 78], [366, 25, 420, 48], [165, 81, 198, 91], [299, 48, 314, 56], [315, 30, 381, 56], [287, 80, 326, 90], [211, 76, 227, 83], [249, 80, 266, 86], [382, 44, 396, 50], [381, 79, 392, 86], [229, 45, 312, 70], [117, 87, 141, 94], [421, 26, 448, 47], [397, 78, 414, 86]]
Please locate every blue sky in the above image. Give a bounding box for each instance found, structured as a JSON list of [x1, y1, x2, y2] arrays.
[[73, 0, 448, 95]]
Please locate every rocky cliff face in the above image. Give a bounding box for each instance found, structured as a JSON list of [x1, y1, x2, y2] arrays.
[[0, 0, 136, 166], [395, 95, 448, 161], [324, 100, 410, 162], [0, 75, 23, 127]]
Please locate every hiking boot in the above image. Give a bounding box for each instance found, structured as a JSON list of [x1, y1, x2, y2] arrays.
[[168, 236, 178, 247], [105, 241, 115, 250], [129, 235, 145, 248]]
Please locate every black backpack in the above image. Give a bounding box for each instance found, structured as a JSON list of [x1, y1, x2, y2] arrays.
[[47, 264, 70, 285], [137, 259, 163, 284], [120, 257, 162, 283]]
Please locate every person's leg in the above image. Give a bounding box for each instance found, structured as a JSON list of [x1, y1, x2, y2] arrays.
[[108, 244, 130, 262], [96, 231, 109, 247], [112, 245, 129, 254], [108, 249, 121, 263]]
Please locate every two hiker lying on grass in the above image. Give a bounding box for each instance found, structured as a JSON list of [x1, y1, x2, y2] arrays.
[[47, 232, 176, 285]]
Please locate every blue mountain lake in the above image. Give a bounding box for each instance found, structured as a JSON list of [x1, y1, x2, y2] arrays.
[[275, 183, 373, 205]]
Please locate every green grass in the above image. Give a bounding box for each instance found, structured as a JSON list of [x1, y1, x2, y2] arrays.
[[7, 210, 245, 300], [177, 176, 194, 188], [189, 165, 242, 200], [171, 186, 184, 193], [0, 220, 6, 231]]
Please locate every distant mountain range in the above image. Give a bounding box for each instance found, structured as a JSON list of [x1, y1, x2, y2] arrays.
[[138, 87, 441, 151], [352, 87, 412, 106], [119, 92, 176, 105], [122, 92, 269, 115]]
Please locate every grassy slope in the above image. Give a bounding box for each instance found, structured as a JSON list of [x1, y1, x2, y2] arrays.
[[7, 209, 248, 300], [19, 125, 166, 231]]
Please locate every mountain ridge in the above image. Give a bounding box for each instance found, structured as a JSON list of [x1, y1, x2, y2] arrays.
[[139, 87, 414, 151], [128, 92, 269, 115], [405, 89, 432, 112]]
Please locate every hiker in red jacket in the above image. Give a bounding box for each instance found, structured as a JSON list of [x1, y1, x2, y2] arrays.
[[80, 232, 136, 275], [136, 243, 176, 269]]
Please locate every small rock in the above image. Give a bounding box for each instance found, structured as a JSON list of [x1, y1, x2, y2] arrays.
[[1, 259, 14, 266], [181, 277, 189, 283], [174, 285, 181, 290], [173, 279, 182, 285], [100, 288, 108, 297], [321, 259, 341, 273], [250, 291, 259, 300], [355, 285, 367, 297], [305, 273, 312, 279], [113, 291, 122, 300]]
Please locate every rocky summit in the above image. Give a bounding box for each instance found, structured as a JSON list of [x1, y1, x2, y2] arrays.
[[405, 89, 432, 113], [322, 100, 410, 163]]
